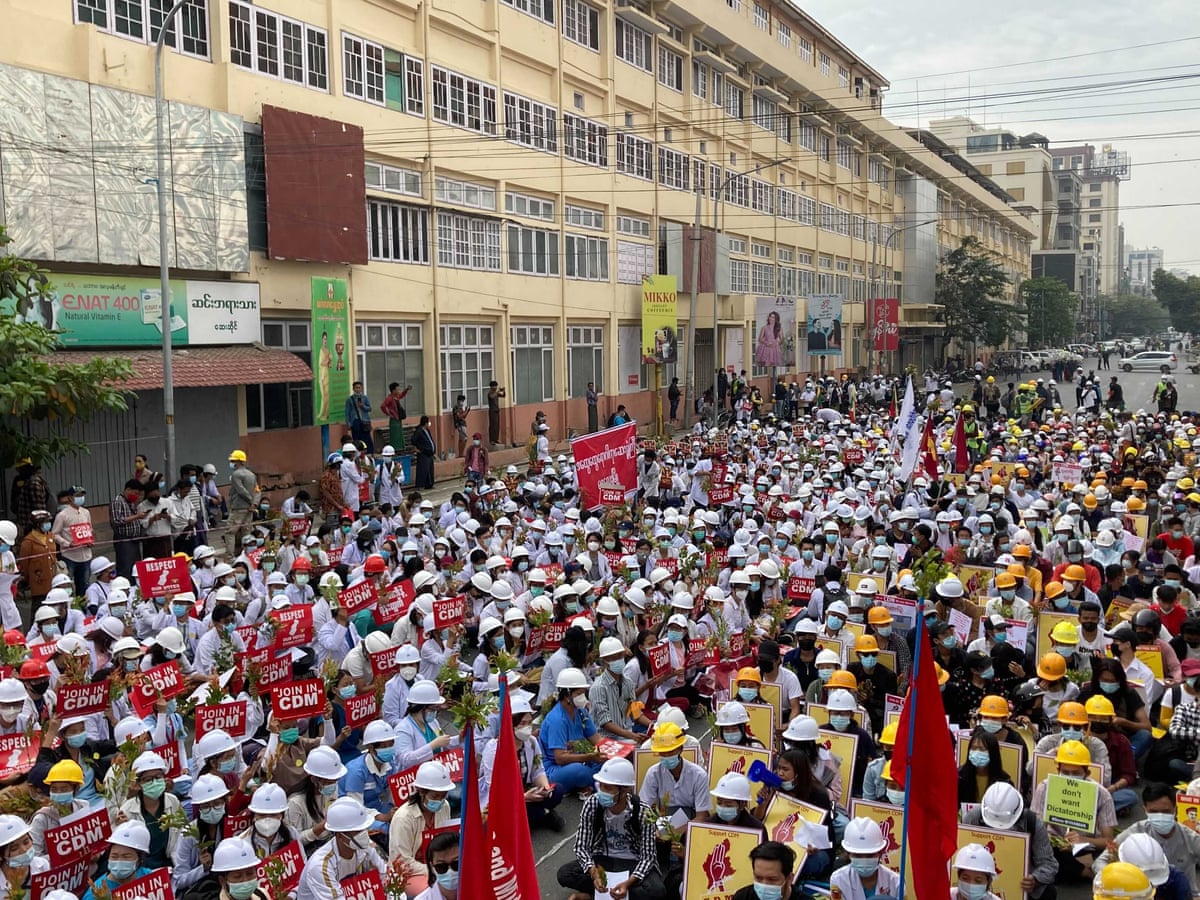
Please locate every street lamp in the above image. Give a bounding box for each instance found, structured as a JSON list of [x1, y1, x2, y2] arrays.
[[684, 158, 789, 427], [868, 217, 937, 376], [155, 0, 191, 480]]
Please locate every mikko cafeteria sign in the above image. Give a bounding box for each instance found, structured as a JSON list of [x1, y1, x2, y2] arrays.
[[30, 274, 261, 347]]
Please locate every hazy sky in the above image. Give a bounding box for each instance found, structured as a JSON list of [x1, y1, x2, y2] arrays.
[[802, 0, 1200, 277]]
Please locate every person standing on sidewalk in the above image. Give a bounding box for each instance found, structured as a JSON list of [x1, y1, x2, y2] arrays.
[[17, 511, 56, 606], [586, 382, 600, 433], [227, 450, 256, 553], [345, 381, 375, 454], [487, 380, 505, 446], [51, 486, 93, 595], [380, 382, 411, 451], [667, 378, 681, 424], [108, 481, 145, 577]]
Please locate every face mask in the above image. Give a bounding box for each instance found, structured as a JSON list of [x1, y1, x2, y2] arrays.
[[64, 730, 89, 749], [573, 694, 589, 710], [738, 687, 758, 702], [50, 790, 74, 807], [228, 880, 260, 900], [1053, 596, 1071, 610], [263, 562, 276, 573], [825, 534, 838, 545], [1147, 812, 1176, 835], [818, 668, 834, 683], [693, 530, 706, 542], [830, 715, 851, 732], [1100, 681, 1120, 695], [942, 635, 958, 649], [41, 623, 60, 638], [715, 804, 739, 822], [423, 797, 445, 813], [827, 615, 843, 632], [980, 526, 992, 536], [435, 869, 460, 892], [850, 857, 879, 877], [218, 757, 237, 774], [108, 859, 138, 880], [374, 747, 395, 763], [667, 629, 684, 643], [280, 727, 299, 745], [255, 817, 281, 838], [339, 685, 356, 699], [753, 883, 784, 900], [860, 655, 877, 670], [564, 601, 579, 614], [848, 613, 865, 625], [722, 729, 743, 745], [491, 635, 506, 650], [1166, 579, 1182, 589], [802, 550, 814, 561], [320, 782, 338, 796], [957, 881, 988, 900], [886, 788, 906, 806], [74, 495, 86, 506], [135, 775, 168, 801], [968, 750, 991, 768], [608, 659, 627, 676], [513, 724, 534, 743], [198, 803, 227, 825], [596, 789, 617, 808], [1060, 727, 1083, 742], [295, 575, 310, 587]]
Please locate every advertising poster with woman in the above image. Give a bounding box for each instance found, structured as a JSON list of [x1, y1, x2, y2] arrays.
[[806, 294, 843, 356], [754, 296, 797, 369], [310, 277, 351, 425]]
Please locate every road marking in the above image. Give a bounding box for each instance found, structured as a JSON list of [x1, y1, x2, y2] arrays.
[[535, 831, 578, 866]]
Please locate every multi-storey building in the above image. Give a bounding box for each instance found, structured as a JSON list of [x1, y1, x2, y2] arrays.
[[0, 0, 1032, 499], [1127, 247, 1165, 297], [1051, 144, 1129, 299]]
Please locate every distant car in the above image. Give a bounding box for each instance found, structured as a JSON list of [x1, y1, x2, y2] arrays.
[[1118, 350, 1178, 373]]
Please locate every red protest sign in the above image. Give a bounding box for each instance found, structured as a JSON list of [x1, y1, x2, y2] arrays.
[[46, 806, 111, 866], [542, 621, 567, 651], [541, 562, 563, 581], [68, 522, 94, 547], [604, 551, 626, 572], [135, 556, 191, 599], [225, 809, 252, 837], [338, 580, 379, 616], [432, 595, 465, 629], [195, 700, 249, 741], [647, 642, 671, 677], [0, 736, 36, 780], [595, 738, 636, 759], [31, 857, 90, 900], [258, 655, 292, 691], [151, 740, 183, 778], [31, 641, 58, 663], [686, 637, 713, 667], [729, 632, 746, 656], [234, 624, 260, 649], [271, 605, 314, 651], [376, 581, 414, 623], [56, 680, 110, 718], [344, 692, 378, 729], [710, 548, 729, 568], [661, 558, 679, 577], [710, 464, 728, 483], [709, 484, 735, 505], [786, 577, 815, 602], [287, 517, 311, 538], [369, 646, 402, 680], [525, 626, 546, 657], [327, 546, 344, 567], [130, 661, 186, 718], [342, 871, 384, 900], [273, 678, 325, 721], [571, 422, 638, 510], [255, 841, 304, 894], [844, 447, 865, 465], [388, 748, 465, 805], [246, 547, 264, 569], [113, 866, 173, 900]]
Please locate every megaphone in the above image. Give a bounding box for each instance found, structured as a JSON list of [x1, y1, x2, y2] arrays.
[[747, 759, 783, 789]]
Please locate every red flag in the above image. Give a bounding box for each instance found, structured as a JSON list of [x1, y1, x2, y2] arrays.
[[892, 621, 957, 899], [458, 726, 492, 899], [483, 688, 540, 898], [952, 414, 970, 474], [920, 413, 940, 481]]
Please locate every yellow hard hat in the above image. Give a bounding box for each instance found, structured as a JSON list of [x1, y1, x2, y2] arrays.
[[228, 449, 247, 462], [1083, 494, 1098, 510], [1064, 565, 1088, 582], [995, 572, 1017, 589], [828, 670, 858, 691], [1126, 497, 1146, 512], [650, 721, 687, 753], [978, 695, 1009, 718], [881, 760, 894, 782], [736, 666, 762, 685], [47, 759, 84, 785], [1180, 477, 1196, 490], [855, 635, 880, 653], [1038, 653, 1067, 680], [1092, 861, 1153, 900], [1084, 695, 1115, 717], [1057, 701, 1089, 725], [1055, 739, 1091, 767], [1133, 479, 1148, 491], [880, 722, 899, 747], [961, 404, 974, 414], [1050, 621, 1079, 645], [987, 376, 995, 384]]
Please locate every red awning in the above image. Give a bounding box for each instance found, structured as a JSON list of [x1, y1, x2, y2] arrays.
[[46, 346, 313, 391]]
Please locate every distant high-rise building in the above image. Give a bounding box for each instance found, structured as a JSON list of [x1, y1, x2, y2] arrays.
[[1127, 247, 1165, 297]]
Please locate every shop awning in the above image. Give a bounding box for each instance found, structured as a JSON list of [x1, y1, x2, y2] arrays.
[[46, 346, 313, 391]]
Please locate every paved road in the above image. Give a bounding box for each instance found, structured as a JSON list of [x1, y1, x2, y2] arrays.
[[960, 362, 1191, 416]]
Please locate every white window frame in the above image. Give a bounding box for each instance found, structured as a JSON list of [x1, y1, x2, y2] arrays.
[[355, 321, 425, 419], [76, 0, 210, 58], [799, 196, 816, 226], [725, 81, 744, 119], [568, 325, 605, 396], [562, 0, 600, 50], [565, 204, 605, 230], [365, 162, 422, 198], [838, 65, 850, 88], [229, 0, 328, 90], [616, 134, 654, 180], [617, 214, 650, 238], [657, 45, 683, 91], [730, 259, 750, 293], [563, 113, 609, 168], [753, 2, 769, 31], [440, 324, 494, 412], [368, 199, 430, 264], [751, 262, 774, 294], [616, 240, 655, 284], [436, 211, 502, 271], [501, 0, 553, 25], [614, 18, 652, 71], [505, 191, 555, 222], [506, 224, 560, 276], [248, 319, 313, 431], [657, 147, 690, 190], [431, 65, 497, 135], [565, 233, 610, 281], [435, 175, 496, 210], [341, 35, 423, 115], [727, 236, 747, 255], [751, 240, 771, 259], [777, 22, 791, 48], [753, 95, 776, 132], [510, 324, 555, 404], [798, 36, 812, 65], [503, 91, 559, 153], [692, 60, 708, 99], [819, 51, 831, 77]]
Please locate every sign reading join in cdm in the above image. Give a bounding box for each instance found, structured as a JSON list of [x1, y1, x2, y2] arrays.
[[13, 273, 260, 346]]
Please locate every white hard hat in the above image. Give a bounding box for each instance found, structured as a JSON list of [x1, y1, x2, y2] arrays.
[[980, 782, 1023, 830], [194, 729, 236, 762], [503, 607, 526, 625], [0, 815, 30, 846], [656, 705, 689, 733], [362, 720, 396, 746], [413, 760, 454, 792], [109, 820, 152, 852], [114, 716, 150, 745], [1118, 832, 1170, 886], [757, 560, 780, 580], [131, 751, 167, 775], [154, 626, 186, 655], [815, 649, 841, 667], [211, 837, 258, 873], [954, 843, 998, 876], [248, 783, 288, 814], [393, 643, 420, 665], [324, 797, 375, 832], [0, 679, 26, 703], [594, 758, 636, 788], [649, 566, 671, 585], [556, 667, 588, 690], [842, 817, 887, 854], [303, 745, 347, 781], [595, 597, 620, 617], [827, 689, 856, 712], [491, 581, 514, 601], [364, 632, 392, 655], [598, 637, 625, 658], [479, 616, 503, 638], [190, 773, 231, 806], [407, 680, 445, 707], [783, 715, 819, 742], [0, 522, 17, 547], [715, 701, 750, 726], [711, 772, 752, 802]]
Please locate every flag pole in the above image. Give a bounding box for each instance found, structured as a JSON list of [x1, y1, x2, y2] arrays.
[[896, 596, 927, 900]]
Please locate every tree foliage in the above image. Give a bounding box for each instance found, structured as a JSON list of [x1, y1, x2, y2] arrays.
[[1100, 293, 1171, 338], [1019, 276, 1077, 347], [1152, 269, 1200, 334], [0, 226, 133, 467], [936, 237, 1024, 349]]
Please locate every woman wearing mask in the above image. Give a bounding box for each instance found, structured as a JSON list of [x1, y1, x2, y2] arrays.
[[0, 815, 48, 900], [118, 752, 182, 870], [33, 714, 111, 806], [238, 784, 300, 859], [296, 798, 386, 900], [1080, 657, 1153, 758], [754, 749, 833, 878], [394, 680, 457, 771], [328, 670, 365, 764], [950, 844, 1003, 900], [285, 746, 344, 852], [708, 772, 767, 832], [343, 720, 400, 832], [29, 760, 90, 854], [471, 617, 508, 693], [388, 761, 453, 897], [780, 716, 844, 802], [81, 821, 154, 900], [210, 837, 272, 900], [713, 702, 766, 749], [172, 774, 230, 893], [830, 818, 899, 900], [957, 728, 1013, 805], [381, 644, 422, 727]]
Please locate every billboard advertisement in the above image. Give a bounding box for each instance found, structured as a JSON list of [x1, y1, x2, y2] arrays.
[[640, 274, 678, 365], [872, 297, 899, 352], [311, 277, 351, 426], [754, 296, 797, 369], [806, 294, 843, 356]]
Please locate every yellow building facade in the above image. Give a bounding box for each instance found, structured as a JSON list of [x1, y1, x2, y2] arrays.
[[0, 0, 1033, 485]]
